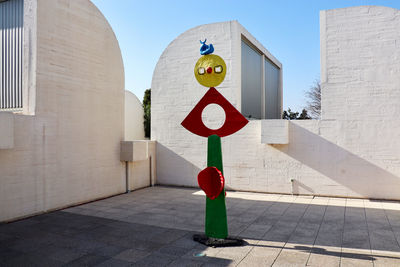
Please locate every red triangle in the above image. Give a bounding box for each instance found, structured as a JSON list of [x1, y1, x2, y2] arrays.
[[181, 88, 248, 137]]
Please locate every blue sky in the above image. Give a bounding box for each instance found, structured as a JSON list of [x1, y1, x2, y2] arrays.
[[92, 0, 400, 111]]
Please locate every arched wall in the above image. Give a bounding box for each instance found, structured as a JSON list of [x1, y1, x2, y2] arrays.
[[151, 21, 282, 189], [125, 90, 145, 140], [0, 0, 125, 221]]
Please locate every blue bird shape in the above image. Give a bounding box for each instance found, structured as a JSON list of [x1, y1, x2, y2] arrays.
[[200, 39, 214, 55]]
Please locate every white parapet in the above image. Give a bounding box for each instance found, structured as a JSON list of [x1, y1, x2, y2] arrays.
[[121, 140, 156, 161], [0, 112, 14, 149], [121, 140, 157, 189], [261, 120, 289, 144]]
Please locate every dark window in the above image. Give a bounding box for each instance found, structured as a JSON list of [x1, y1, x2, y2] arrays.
[[0, 0, 23, 110]]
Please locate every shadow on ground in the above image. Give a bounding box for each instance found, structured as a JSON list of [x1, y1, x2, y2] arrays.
[[0, 211, 231, 266], [1, 186, 400, 266]]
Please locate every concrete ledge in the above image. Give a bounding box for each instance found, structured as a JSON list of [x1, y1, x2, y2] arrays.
[[121, 140, 155, 161], [121, 140, 157, 188], [0, 112, 14, 149], [261, 120, 289, 144]]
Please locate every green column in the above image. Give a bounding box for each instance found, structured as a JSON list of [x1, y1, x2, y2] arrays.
[[205, 134, 228, 239]]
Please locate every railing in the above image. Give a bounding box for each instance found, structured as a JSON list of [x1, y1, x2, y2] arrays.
[[0, 0, 23, 111]]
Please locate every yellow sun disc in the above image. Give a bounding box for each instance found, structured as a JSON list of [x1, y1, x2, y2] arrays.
[[194, 54, 226, 87]]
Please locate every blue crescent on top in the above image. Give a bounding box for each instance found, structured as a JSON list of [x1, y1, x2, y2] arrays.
[[200, 39, 214, 55]]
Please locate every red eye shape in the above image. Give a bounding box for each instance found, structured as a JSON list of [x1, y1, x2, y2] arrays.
[[181, 87, 248, 137]]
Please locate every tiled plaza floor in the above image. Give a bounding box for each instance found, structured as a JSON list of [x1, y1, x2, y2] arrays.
[[1, 186, 400, 266]]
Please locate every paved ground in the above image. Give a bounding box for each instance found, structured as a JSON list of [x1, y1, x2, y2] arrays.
[[1, 186, 400, 266]]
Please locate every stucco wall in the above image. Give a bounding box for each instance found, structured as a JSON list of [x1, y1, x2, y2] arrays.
[[125, 90, 145, 141], [152, 11, 400, 200], [0, 0, 125, 221]]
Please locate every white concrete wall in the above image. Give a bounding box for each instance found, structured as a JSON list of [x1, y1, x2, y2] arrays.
[[125, 90, 145, 140], [152, 12, 400, 200], [0, 112, 14, 149], [0, 0, 125, 221], [121, 140, 156, 191], [126, 141, 156, 191]]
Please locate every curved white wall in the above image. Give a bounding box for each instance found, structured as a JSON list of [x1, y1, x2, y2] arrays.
[[151, 21, 282, 189], [0, 0, 125, 221], [125, 90, 145, 140]]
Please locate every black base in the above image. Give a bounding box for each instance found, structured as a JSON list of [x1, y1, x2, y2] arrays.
[[193, 234, 245, 247]]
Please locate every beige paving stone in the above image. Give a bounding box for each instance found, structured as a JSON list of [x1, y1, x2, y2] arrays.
[[215, 245, 253, 265], [371, 250, 400, 267], [327, 197, 347, 206], [272, 246, 310, 267], [340, 248, 374, 267], [307, 245, 341, 267], [237, 254, 274, 267], [239, 241, 284, 267]]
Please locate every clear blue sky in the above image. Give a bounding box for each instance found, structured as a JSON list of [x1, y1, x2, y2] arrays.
[[92, 0, 400, 111]]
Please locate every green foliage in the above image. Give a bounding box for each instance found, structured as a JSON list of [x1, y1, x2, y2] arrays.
[[298, 109, 311, 120], [143, 89, 151, 138], [282, 108, 311, 120]]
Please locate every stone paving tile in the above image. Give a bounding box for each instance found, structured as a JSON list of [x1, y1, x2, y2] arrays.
[[2, 252, 65, 267], [307, 245, 341, 267], [167, 257, 204, 266], [340, 248, 374, 266], [113, 248, 151, 262], [3, 186, 400, 266], [201, 257, 234, 267], [272, 246, 312, 266], [130, 251, 178, 266], [370, 249, 400, 266], [0, 248, 22, 265], [64, 252, 109, 266], [96, 258, 132, 267], [92, 244, 127, 257], [238, 240, 285, 266], [34, 244, 87, 263]]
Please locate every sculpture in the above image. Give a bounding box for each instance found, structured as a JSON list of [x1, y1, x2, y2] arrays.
[[181, 40, 248, 246]]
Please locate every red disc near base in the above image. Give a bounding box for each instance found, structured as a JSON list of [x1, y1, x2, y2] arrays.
[[198, 167, 225, 200]]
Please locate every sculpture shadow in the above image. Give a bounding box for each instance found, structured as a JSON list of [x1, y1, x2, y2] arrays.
[[275, 122, 400, 199], [156, 143, 202, 188], [292, 179, 314, 195]]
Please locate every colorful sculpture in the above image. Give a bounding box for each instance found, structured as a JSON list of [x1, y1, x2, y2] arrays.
[[182, 40, 248, 245]]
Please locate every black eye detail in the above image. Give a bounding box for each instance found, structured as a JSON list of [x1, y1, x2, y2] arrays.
[[214, 65, 223, 73], [198, 67, 205, 75]]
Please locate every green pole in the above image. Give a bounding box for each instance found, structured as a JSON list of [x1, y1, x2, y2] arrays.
[[205, 134, 228, 239]]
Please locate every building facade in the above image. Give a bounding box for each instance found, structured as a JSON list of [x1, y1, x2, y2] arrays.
[[0, 0, 125, 222], [152, 8, 400, 200]]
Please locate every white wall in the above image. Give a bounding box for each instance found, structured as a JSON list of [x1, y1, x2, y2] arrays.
[[0, 113, 14, 149], [152, 12, 400, 200], [121, 140, 156, 191], [125, 90, 145, 140], [0, 0, 125, 222]]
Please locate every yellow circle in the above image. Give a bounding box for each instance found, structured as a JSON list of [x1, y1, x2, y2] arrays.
[[194, 54, 226, 87]]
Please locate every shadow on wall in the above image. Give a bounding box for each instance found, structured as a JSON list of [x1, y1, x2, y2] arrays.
[[156, 143, 239, 192], [277, 123, 400, 199], [292, 179, 315, 195], [157, 143, 202, 187]]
